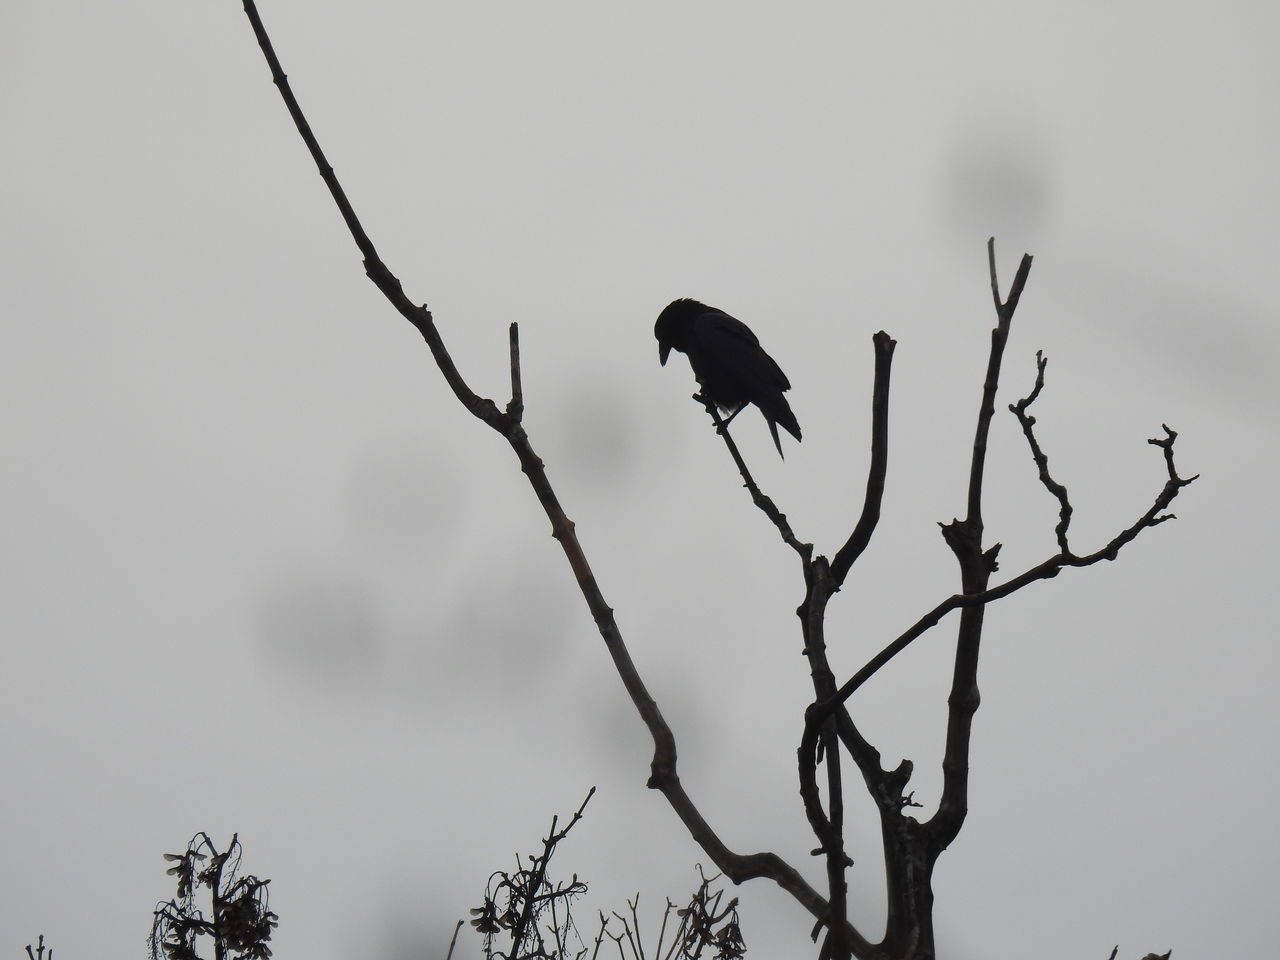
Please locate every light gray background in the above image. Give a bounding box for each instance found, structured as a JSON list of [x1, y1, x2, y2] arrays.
[[3, 2, 1276, 958]]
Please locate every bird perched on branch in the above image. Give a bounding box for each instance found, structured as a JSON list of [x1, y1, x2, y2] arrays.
[[655, 298, 802, 457]]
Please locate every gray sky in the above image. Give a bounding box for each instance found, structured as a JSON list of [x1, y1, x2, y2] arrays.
[[3, 2, 1277, 958]]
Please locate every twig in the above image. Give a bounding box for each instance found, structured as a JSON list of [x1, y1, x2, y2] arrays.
[[969, 239, 1033, 525], [612, 908, 641, 960], [510, 791, 596, 951], [627, 896, 645, 960], [701, 396, 811, 558], [445, 919, 464, 960], [239, 0, 503, 428], [655, 899, 674, 960], [1009, 350, 1072, 551], [591, 914, 609, 960]]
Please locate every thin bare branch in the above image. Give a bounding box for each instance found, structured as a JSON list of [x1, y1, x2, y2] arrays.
[[1009, 350, 1072, 551], [627, 896, 645, 960], [701, 395, 812, 558], [969, 239, 1034, 525], [445, 919, 464, 960], [1011, 357, 1199, 560], [240, 0, 502, 426]]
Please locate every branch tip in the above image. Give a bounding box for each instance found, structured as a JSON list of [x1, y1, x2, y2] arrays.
[[507, 322, 524, 419]]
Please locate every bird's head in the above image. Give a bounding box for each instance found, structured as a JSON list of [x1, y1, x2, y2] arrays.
[[654, 298, 706, 365]]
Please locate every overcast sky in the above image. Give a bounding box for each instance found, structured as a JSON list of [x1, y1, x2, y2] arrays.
[[3, 3, 1277, 959]]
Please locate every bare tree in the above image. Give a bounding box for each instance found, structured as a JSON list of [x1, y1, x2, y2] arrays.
[[233, 4, 1194, 958]]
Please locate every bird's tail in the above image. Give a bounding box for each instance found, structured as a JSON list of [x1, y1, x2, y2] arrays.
[[767, 419, 785, 458], [765, 400, 802, 458]]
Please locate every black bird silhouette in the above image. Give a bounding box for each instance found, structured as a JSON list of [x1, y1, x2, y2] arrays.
[[655, 298, 802, 457]]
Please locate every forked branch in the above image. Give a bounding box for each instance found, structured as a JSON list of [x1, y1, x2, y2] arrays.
[[810, 253, 1194, 725]]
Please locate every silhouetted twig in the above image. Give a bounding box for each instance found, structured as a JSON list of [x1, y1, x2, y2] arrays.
[[591, 867, 745, 960], [701, 396, 810, 558], [444, 919, 464, 960]]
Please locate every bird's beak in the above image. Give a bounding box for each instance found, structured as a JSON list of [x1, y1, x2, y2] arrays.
[[658, 343, 671, 366]]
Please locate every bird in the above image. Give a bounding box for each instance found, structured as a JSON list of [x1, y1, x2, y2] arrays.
[[654, 298, 801, 457]]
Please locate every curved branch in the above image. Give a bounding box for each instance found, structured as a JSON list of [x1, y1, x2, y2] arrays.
[[831, 331, 896, 585]]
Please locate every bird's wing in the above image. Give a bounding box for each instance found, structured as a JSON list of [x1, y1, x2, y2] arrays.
[[695, 310, 792, 392]]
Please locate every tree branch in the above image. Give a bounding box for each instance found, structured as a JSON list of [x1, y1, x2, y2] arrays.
[[792, 559, 856, 959], [1010, 352, 1197, 558], [240, 0, 503, 428], [238, 0, 828, 943], [926, 240, 1031, 849], [831, 331, 896, 585], [969, 239, 1033, 525], [700, 396, 812, 558], [814, 418, 1196, 725], [506, 322, 524, 420]]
